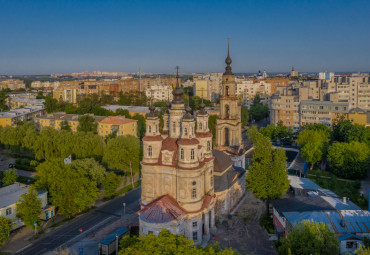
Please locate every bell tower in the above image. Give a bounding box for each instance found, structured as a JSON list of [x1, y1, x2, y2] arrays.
[[216, 39, 242, 148]]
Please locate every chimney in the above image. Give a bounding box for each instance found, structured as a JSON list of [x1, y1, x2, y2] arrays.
[[343, 197, 347, 204]]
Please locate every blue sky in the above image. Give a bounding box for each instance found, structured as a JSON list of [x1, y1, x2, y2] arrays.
[[0, 0, 369, 74]]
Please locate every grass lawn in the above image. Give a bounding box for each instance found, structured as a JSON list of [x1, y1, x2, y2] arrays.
[[307, 170, 367, 209]]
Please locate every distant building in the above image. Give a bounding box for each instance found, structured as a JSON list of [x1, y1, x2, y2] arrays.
[[345, 108, 370, 127], [0, 79, 26, 90], [101, 105, 160, 117], [319, 72, 334, 80], [290, 67, 299, 77], [6, 94, 44, 109], [0, 183, 54, 229], [35, 113, 137, 137], [193, 73, 223, 102]]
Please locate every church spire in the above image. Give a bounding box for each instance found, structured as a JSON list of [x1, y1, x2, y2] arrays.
[[172, 66, 184, 104], [224, 37, 233, 75]]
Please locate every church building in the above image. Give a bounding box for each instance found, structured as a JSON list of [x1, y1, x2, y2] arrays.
[[138, 43, 246, 245]]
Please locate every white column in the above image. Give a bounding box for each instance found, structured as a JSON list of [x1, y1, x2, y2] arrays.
[[204, 213, 209, 235], [210, 209, 215, 228]]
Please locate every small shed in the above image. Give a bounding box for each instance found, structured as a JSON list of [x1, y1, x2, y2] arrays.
[[98, 227, 129, 255]]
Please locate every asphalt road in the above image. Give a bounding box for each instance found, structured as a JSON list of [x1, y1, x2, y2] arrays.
[[16, 187, 141, 255]]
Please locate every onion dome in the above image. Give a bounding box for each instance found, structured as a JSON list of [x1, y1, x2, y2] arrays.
[[183, 104, 193, 120], [224, 39, 233, 75], [198, 99, 207, 115], [148, 104, 157, 117], [172, 66, 184, 104]]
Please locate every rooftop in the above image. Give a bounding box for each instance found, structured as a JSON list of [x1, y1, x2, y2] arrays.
[[102, 105, 161, 113], [0, 183, 46, 209], [98, 116, 137, 125], [0, 105, 44, 118]]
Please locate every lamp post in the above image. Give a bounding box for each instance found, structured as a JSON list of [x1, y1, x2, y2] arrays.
[[122, 203, 126, 218]]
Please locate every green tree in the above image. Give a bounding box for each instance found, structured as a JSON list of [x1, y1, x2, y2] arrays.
[[16, 186, 42, 229], [103, 135, 140, 187], [0, 91, 10, 111], [0, 216, 12, 247], [2, 169, 18, 186], [260, 121, 293, 143], [119, 229, 238, 255], [278, 220, 339, 255], [328, 141, 369, 179], [296, 129, 330, 169], [249, 94, 269, 122], [102, 172, 121, 197], [241, 106, 249, 127], [355, 245, 370, 255], [73, 132, 104, 160], [33, 127, 61, 160], [115, 109, 131, 118], [35, 160, 99, 217], [246, 127, 289, 213], [60, 120, 71, 131], [70, 158, 106, 184], [77, 115, 98, 133], [332, 116, 370, 146], [44, 96, 59, 113], [132, 114, 146, 139]]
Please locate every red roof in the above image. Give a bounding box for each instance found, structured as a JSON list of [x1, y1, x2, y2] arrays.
[[138, 195, 186, 223], [177, 138, 199, 145], [99, 116, 137, 125], [138, 194, 215, 223], [142, 135, 163, 142], [196, 132, 213, 138]]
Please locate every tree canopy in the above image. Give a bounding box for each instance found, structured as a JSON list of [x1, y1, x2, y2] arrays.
[[332, 116, 370, 146], [0, 216, 12, 247], [35, 160, 99, 217], [259, 121, 293, 143], [328, 141, 369, 179], [16, 186, 42, 229], [278, 220, 339, 255], [78, 115, 98, 133], [2, 169, 18, 186], [249, 94, 269, 122], [241, 106, 249, 127], [103, 135, 140, 187], [246, 127, 289, 207], [119, 229, 238, 255], [102, 172, 121, 197], [70, 158, 107, 184]]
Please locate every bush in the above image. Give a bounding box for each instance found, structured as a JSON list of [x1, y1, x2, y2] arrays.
[[2, 169, 18, 186], [30, 160, 39, 167], [259, 214, 274, 234]]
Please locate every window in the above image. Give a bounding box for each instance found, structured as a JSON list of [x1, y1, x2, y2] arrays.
[[148, 231, 153, 235], [192, 188, 197, 198], [193, 231, 198, 241], [148, 125, 151, 133], [184, 128, 188, 136], [6, 208, 12, 216], [148, 145, 153, 157], [207, 141, 211, 151], [192, 222, 197, 228], [191, 149, 195, 160], [173, 122, 176, 133], [199, 122, 202, 130], [211, 176, 214, 186], [180, 148, 184, 160]]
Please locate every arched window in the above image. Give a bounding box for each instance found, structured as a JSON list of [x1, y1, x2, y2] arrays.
[[173, 122, 176, 133], [192, 188, 197, 199], [180, 148, 184, 160], [207, 141, 211, 151], [148, 125, 151, 133], [191, 149, 195, 160], [199, 122, 202, 130], [226, 86, 229, 96], [148, 145, 152, 157], [184, 128, 188, 136], [225, 105, 230, 119]]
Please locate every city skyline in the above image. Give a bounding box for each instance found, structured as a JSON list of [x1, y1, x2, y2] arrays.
[[1, 0, 370, 75]]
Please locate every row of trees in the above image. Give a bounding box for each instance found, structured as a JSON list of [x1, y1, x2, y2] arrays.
[[295, 118, 369, 179], [259, 121, 293, 143]]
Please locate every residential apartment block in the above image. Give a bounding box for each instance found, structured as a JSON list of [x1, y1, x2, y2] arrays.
[[145, 84, 173, 102], [193, 73, 223, 102], [31, 81, 60, 90], [0, 79, 26, 90], [270, 73, 370, 130], [6, 93, 44, 109], [0, 106, 45, 127], [35, 113, 137, 137]]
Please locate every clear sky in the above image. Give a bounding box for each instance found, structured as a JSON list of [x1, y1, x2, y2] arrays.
[[1, 0, 369, 75]]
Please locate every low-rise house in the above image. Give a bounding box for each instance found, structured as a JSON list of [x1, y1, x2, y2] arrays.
[[271, 176, 370, 254], [98, 116, 137, 137], [0, 183, 54, 229]]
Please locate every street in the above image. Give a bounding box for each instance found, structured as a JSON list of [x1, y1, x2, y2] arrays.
[[16, 187, 141, 255]]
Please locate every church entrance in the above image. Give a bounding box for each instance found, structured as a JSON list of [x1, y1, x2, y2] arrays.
[[224, 128, 229, 146]]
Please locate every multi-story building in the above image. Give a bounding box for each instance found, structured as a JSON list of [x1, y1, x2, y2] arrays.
[[193, 73, 223, 102], [0, 183, 54, 229], [35, 113, 137, 137], [0, 79, 26, 90], [98, 116, 137, 137], [318, 72, 334, 80], [236, 79, 271, 107], [300, 100, 348, 126], [6, 94, 44, 109], [31, 81, 60, 90], [345, 108, 370, 127], [53, 81, 80, 104], [327, 73, 370, 109], [0, 106, 45, 127], [138, 45, 245, 245], [145, 84, 173, 102], [140, 77, 177, 92]]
